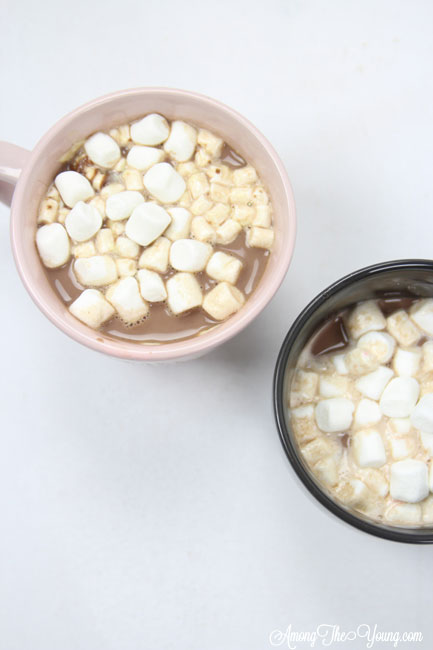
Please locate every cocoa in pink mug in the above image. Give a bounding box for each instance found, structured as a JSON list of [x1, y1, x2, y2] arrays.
[[0, 88, 296, 361]]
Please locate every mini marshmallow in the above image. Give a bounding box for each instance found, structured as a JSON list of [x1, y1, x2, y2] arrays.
[[335, 478, 369, 508], [420, 380, 433, 398], [207, 203, 231, 226], [125, 203, 171, 246], [38, 198, 58, 224], [166, 272, 203, 315], [95, 228, 114, 254], [69, 289, 114, 328], [100, 183, 125, 200], [165, 208, 192, 241], [84, 132, 121, 168], [191, 216, 216, 244], [163, 120, 197, 162], [92, 171, 106, 192], [354, 399, 382, 428], [109, 124, 130, 146], [345, 347, 379, 375], [114, 236, 140, 258], [210, 182, 231, 203], [170, 239, 213, 272], [122, 168, 144, 190], [253, 186, 269, 205], [301, 437, 339, 466], [203, 282, 245, 321], [88, 196, 105, 217], [138, 236, 171, 273], [389, 436, 413, 461], [357, 331, 396, 364], [253, 204, 272, 228], [390, 459, 429, 503], [392, 347, 421, 377], [386, 310, 421, 346], [347, 300, 386, 339], [352, 429, 386, 468], [137, 269, 167, 302], [187, 172, 209, 199], [380, 377, 420, 417], [411, 394, 433, 433], [65, 201, 102, 242], [177, 162, 197, 177], [206, 164, 232, 185], [422, 341, 433, 372], [126, 145, 164, 171], [130, 114, 169, 145], [74, 255, 118, 287], [318, 376, 348, 398], [246, 226, 274, 249], [197, 129, 223, 158], [410, 299, 433, 336], [386, 503, 422, 525], [355, 366, 394, 400], [315, 398, 354, 433], [202, 282, 245, 321], [290, 371, 319, 407], [72, 241, 96, 258], [55, 171, 95, 208], [109, 220, 125, 236], [190, 195, 213, 216], [312, 457, 338, 487], [205, 251, 243, 284], [57, 208, 69, 225], [179, 191, 193, 207], [333, 354, 349, 375], [215, 219, 242, 245], [143, 162, 186, 203], [290, 405, 319, 444], [194, 148, 212, 167], [420, 431, 433, 456], [105, 191, 145, 221], [232, 204, 255, 226], [36, 223, 70, 268], [116, 258, 137, 277], [230, 186, 253, 204], [106, 277, 148, 324], [232, 165, 258, 186]]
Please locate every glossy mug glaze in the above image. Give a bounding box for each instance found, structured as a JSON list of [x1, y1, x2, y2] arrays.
[[0, 88, 296, 361]]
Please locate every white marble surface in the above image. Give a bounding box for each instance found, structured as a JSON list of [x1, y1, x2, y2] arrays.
[[1, 1, 433, 648]]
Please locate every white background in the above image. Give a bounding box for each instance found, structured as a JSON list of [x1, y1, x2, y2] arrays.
[[1, 1, 433, 648]]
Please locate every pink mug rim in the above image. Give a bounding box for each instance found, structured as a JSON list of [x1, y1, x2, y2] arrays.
[[10, 87, 296, 361]]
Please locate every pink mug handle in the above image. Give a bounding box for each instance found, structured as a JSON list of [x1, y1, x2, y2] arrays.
[[0, 141, 31, 206]]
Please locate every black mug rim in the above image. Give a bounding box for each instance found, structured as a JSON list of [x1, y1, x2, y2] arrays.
[[273, 259, 433, 544]]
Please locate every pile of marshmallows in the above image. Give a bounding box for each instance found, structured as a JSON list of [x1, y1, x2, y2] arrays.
[[291, 299, 433, 522], [35, 114, 274, 329]]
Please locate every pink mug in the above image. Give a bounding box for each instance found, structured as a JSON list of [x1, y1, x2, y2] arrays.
[[0, 88, 296, 361]]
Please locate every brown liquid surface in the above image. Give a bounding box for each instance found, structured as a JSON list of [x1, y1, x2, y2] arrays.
[[220, 143, 247, 168], [377, 292, 418, 316], [311, 314, 349, 356], [310, 294, 421, 356]]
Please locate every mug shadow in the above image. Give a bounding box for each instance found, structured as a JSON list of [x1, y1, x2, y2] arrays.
[[0, 181, 14, 206]]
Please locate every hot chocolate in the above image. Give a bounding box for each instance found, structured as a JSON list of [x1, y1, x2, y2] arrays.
[[35, 114, 274, 343]]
